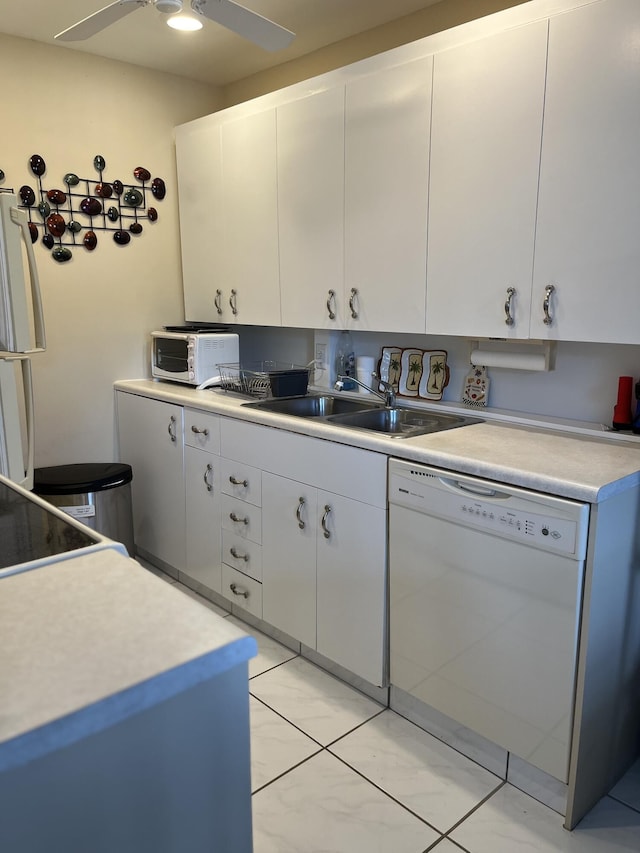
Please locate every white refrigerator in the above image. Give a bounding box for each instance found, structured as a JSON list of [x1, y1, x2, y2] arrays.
[[0, 189, 46, 490]]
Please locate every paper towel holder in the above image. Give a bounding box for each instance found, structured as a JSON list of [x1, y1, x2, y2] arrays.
[[468, 338, 556, 372]]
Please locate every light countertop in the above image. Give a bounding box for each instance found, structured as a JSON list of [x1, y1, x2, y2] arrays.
[[114, 380, 640, 503], [0, 548, 256, 773]]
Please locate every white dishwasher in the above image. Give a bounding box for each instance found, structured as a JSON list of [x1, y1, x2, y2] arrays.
[[388, 458, 589, 783]]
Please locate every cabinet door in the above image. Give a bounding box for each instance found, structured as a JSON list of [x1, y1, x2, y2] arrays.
[[262, 472, 317, 649], [316, 493, 387, 686], [426, 22, 547, 338], [185, 446, 221, 593], [116, 392, 185, 571], [221, 110, 281, 326], [175, 122, 230, 323], [278, 88, 345, 329], [531, 0, 640, 344], [345, 58, 432, 333]]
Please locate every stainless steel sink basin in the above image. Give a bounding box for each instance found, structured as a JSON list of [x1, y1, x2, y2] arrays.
[[326, 407, 482, 438], [243, 394, 382, 418]]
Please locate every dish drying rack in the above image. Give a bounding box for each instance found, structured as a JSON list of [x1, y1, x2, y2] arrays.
[[218, 362, 309, 399]]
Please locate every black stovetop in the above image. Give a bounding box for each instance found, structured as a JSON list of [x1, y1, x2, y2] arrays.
[[0, 480, 97, 570]]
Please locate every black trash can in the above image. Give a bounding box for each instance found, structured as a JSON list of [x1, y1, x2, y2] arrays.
[[33, 463, 135, 557]]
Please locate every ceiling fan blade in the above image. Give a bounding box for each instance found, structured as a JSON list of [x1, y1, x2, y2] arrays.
[[191, 0, 295, 52], [55, 0, 148, 42]]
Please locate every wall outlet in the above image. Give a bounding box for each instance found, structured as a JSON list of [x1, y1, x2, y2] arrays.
[[315, 342, 327, 369]]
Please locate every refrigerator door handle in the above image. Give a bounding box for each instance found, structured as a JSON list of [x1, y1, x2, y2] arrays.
[[19, 356, 35, 489], [10, 205, 46, 352]]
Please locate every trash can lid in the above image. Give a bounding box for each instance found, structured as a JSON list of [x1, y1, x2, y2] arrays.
[[33, 463, 133, 495]]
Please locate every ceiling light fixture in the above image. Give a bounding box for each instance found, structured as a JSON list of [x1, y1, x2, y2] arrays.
[[167, 14, 203, 31]]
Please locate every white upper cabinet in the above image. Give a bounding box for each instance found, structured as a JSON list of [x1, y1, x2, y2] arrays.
[[221, 110, 281, 326], [277, 88, 345, 329], [344, 58, 432, 333], [176, 122, 225, 323], [425, 21, 547, 338], [531, 0, 640, 344]]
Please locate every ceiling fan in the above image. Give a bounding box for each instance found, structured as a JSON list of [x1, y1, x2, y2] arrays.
[[54, 0, 296, 52]]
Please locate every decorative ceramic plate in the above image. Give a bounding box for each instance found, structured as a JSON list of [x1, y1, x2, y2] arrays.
[[377, 348, 448, 400]]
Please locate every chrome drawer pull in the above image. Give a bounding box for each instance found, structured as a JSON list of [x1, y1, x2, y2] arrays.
[[230, 547, 249, 563], [229, 512, 249, 525], [167, 415, 177, 443], [229, 475, 248, 487], [349, 287, 359, 320], [229, 582, 249, 598], [191, 425, 209, 436], [504, 287, 516, 326], [543, 284, 555, 326], [203, 463, 213, 492], [214, 289, 223, 315], [229, 289, 238, 316], [321, 504, 332, 539], [326, 289, 336, 320], [295, 496, 306, 529]]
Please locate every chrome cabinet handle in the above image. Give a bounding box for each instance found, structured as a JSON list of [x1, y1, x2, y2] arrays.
[[229, 582, 249, 598], [229, 512, 249, 525], [214, 289, 223, 315], [543, 284, 555, 326], [230, 547, 249, 563], [167, 415, 177, 443], [229, 289, 238, 316], [326, 289, 336, 320], [295, 496, 306, 529], [320, 504, 332, 539], [229, 475, 248, 487], [348, 287, 359, 320], [203, 463, 213, 492], [191, 425, 209, 436], [504, 287, 516, 326]]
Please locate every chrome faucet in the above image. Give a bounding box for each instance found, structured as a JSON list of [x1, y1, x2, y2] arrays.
[[335, 373, 396, 408]]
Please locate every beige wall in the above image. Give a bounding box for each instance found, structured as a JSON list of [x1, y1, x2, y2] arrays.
[[0, 33, 220, 467], [221, 0, 530, 106]]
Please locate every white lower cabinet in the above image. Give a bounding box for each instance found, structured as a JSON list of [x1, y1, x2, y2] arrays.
[[116, 392, 185, 572], [262, 472, 387, 685], [219, 455, 263, 616], [316, 490, 386, 686], [183, 408, 222, 592], [262, 473, 318, 649]]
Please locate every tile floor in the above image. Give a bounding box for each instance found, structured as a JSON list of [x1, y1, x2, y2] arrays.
[[148, 565, 640, 852]]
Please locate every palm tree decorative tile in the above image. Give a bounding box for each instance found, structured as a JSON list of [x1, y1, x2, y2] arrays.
[[378, 347, 448, 400]]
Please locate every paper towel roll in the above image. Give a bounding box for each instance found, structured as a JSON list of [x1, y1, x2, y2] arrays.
[[470, 349, 547, 371]]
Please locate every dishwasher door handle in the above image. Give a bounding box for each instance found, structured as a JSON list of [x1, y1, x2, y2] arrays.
[[440, 477, 508, 499]]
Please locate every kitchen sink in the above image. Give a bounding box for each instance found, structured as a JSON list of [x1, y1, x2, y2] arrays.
[[243, 394, 482, 438], [243, 394, 383, 418], [326, 407, 483, 438]]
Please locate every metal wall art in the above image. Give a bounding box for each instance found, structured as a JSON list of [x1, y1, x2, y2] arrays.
[[0, 154, 166, 262]]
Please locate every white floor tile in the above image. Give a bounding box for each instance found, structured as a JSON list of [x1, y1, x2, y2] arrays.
[[252, 750, 440, 853], [330, 710, 502, 833], [137, 559, 177, 584], [451, 784, 640, 853], [226, 615, 298, 678], [249, 656, 383, 745], [250, 696, 320, 792], [430, 840, 469, 852], [172, 582, 229, 616], [610, 758, 640, 813]]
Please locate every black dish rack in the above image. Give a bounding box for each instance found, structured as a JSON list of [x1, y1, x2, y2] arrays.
[[218, 362, 309, 399]]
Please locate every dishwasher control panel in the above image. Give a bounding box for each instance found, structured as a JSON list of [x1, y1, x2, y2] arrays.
[[388, 459, 589, 559]]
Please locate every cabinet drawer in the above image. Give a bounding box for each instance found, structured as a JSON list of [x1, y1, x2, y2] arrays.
[[184, 409, 221, 452], [220, 458, 262, 506], [222, 530, 262, 582], [221, 495, 262, 543], [221, 564, 263, 619]]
